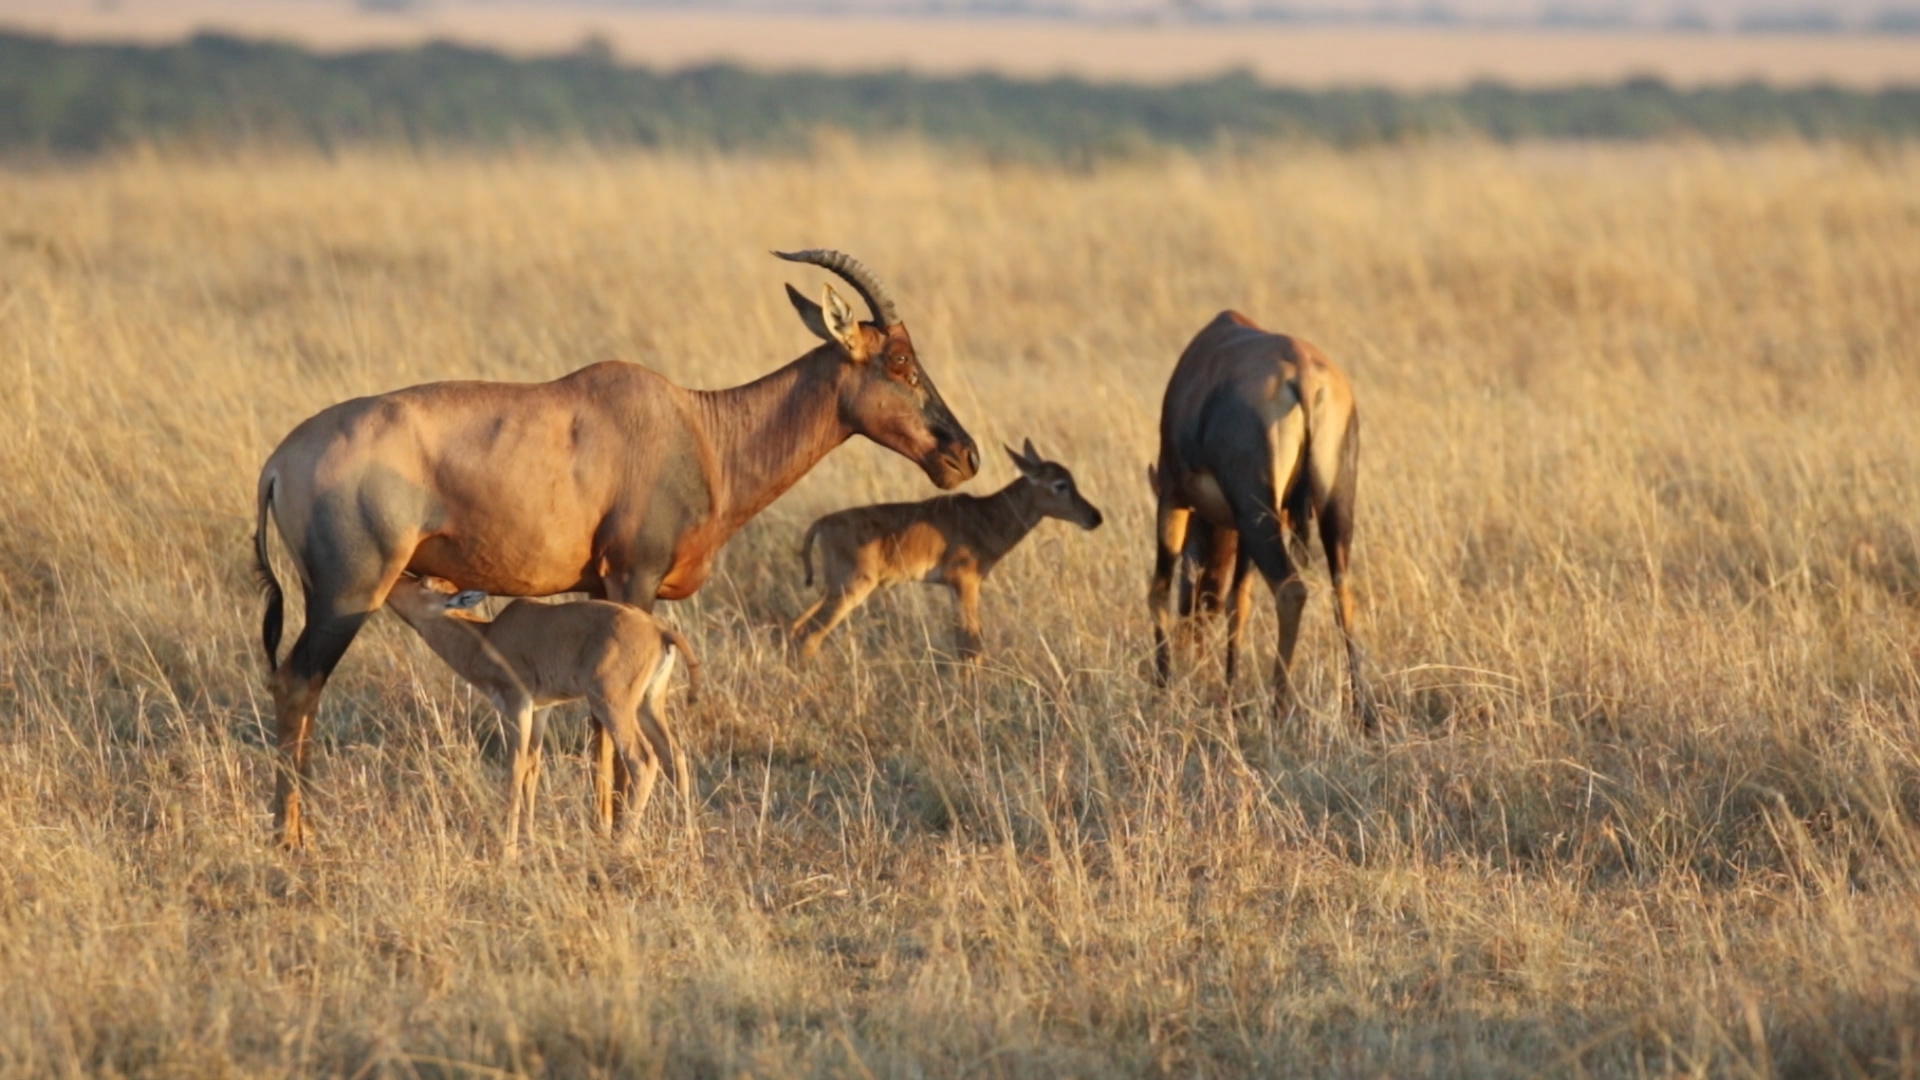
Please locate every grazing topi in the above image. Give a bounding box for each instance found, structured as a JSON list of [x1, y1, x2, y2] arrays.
[[1149, 311, 1376, 729]]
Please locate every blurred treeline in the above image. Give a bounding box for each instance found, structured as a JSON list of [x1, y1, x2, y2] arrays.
[[3, 30, 1917, 157]]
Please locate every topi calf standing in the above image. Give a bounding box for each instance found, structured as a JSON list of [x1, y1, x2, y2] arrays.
[[384, 576, 700, 856], [791, 440, 1103, 661]]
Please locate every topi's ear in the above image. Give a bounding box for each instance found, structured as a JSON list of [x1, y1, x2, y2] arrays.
[[821, 284, 867, 359], [787, 283, 830, 340], [1006, 444, 1043, 481], [447, 590, 488, 611], [787, 282, 869, 360], [1022, 438, 1039, 463]]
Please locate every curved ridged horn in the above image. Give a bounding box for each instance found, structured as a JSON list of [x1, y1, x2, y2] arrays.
[[773, 249, 900, 326]]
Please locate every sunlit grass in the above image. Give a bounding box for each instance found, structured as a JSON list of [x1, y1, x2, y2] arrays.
[[1, 141, 1917, 1077]]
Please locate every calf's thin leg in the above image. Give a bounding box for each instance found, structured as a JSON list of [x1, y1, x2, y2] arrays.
[[502, 693, 538, 858], [788, 599, 826, 642], [952, 575, 985, 661], [592, 724, 630, 837], [599, 697, 661, 835], [524, 707, 549, 841], [792, 577, 880, 660], [592, 728, 612, 834], [588, 563, 659, 834], [634, 652, 697, 848], [633, 653, 683, 796]]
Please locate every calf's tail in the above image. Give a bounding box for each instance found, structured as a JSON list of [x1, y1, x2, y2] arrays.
[[661, 628, 702, 705]]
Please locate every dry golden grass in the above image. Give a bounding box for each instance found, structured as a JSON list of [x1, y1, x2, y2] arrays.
[[2, 141, 1919, 1077]]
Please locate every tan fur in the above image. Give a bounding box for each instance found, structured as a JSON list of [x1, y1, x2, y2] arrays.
[[791, 440, 1103, 661], [384, 576, 702, 857]]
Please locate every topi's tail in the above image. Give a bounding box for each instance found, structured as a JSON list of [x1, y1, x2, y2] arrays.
[[254, 474, 285, 672], [799, 520, 823, 587]]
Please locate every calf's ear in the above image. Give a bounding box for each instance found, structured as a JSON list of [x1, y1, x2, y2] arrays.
[[1006, 444, 1043, 482]]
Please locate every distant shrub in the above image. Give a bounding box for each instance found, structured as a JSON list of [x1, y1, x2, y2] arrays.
[[0, 30, 1915, 157]]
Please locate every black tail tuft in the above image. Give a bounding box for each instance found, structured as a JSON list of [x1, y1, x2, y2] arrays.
[[254, 476, 285, 671], [257, 568, 284, 671], [799, 521, 821, 588]]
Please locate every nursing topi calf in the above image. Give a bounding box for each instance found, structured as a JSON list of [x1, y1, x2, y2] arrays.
[[255, 249, 978, 847], [384, 576, 700, 856], [791, 440, 1104, 660], [1149, 311, 1376, 729]]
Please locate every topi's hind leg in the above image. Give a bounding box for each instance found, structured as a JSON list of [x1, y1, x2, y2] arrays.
[[271, 603, 376, 849], [1215, 420, 1308, 717], [1235, 523, 1307, 718], [1149, 502, 1192, 687], [268, 502, 415, 848], [1222, 546, 1256, 691], [1317, 414, 1377, 732], [1194, 519, 1240, 620]]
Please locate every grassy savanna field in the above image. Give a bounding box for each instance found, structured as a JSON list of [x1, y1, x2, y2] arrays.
[[2, 142, 1919, 1077]]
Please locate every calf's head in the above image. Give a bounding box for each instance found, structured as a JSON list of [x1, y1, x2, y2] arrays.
[[1009, 439, 1104, 531], [386, 575, 490, 623], [779, 249, 978, 489]]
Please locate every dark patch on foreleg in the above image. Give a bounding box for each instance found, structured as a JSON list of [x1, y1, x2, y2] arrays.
[[270, 608, 372, 848]]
